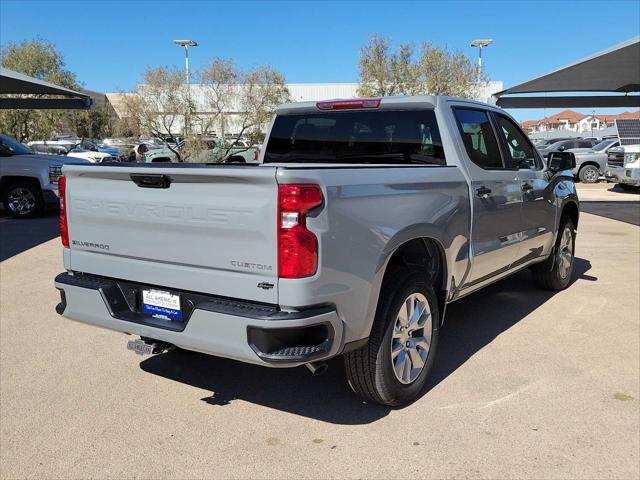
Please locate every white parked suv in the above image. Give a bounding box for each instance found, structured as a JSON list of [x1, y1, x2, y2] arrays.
[[0, 134, 88, 218]]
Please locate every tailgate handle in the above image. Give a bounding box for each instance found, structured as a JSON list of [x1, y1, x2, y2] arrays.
[[130, 174, 171, 189]]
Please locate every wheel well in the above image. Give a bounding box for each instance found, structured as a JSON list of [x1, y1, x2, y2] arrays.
[[562, 201, 579, 229], [385, 237, 448, 323], [0, 176, 42, 197], [578, 161, 600, 170]]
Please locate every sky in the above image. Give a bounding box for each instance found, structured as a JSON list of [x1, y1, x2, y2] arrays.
[[1, 0, 639, 121]]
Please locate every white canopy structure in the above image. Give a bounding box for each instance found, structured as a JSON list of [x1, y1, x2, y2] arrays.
[[0, 67, 93, 109], [495, 36, 640, 108]]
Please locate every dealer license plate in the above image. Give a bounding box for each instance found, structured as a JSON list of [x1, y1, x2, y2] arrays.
[[142, 289, 182, 320]]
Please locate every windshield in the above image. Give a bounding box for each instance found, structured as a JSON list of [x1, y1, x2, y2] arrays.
[[264, 109, 445, 165], [592, 139, 616, 151], [0, 135, 33, 155]]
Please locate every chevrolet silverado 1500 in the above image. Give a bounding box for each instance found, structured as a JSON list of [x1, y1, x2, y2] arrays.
[[54, 96, 579, 406]]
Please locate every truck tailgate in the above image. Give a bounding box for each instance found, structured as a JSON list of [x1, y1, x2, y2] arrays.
[[63, 165, 278, 303]]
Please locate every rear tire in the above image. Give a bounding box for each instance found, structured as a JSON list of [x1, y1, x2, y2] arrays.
[[531, 216, 576, 290], [344, 268, 439, 407], [578, 165, 599, 183], [2, 181, 44, 218]]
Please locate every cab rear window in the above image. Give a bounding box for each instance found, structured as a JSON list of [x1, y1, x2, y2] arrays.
[[264, 110, 445, 165]]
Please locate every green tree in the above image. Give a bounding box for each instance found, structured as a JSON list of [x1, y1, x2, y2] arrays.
[[357, 36, 486, 99], [417, 42, 485, 97], [357, 35, 419, 97], [0, 38, 79, 141]]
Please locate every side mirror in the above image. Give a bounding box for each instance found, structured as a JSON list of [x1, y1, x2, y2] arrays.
[[548, 151, 576, 173]]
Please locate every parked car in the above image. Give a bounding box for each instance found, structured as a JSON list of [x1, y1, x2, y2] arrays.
[[567, 139, 620, 183], [129, 142, 180, 163], [0, 134, 88, 218], [533, 137, 574, 147], [537, 138, 598, 159], [66, 145, 117, 163], [188, 137, 260, 163], [54, 96, 579, 407], [28, 140, 117, 163]]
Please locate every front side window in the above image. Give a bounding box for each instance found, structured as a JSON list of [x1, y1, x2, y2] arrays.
[[452, 108, 503, 169], [264, 109, 445, 165], [496, 115, 540, 170]]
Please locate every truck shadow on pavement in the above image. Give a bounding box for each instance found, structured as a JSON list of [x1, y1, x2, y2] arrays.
[[579, 201, 640, 226], [140, 257, 594, 425], [0, 209, 60, 262]]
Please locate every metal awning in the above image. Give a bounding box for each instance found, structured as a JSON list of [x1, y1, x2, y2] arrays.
[[0, 67, 93, 109], [495, 36, 640, 108]]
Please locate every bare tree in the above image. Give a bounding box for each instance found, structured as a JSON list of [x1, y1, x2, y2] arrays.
[[197, 61, 290, 161], [357, 35, 419, 97], [197, 59, 239, 137], [120, 66, 191, 160], [357, 36, 486, 99]]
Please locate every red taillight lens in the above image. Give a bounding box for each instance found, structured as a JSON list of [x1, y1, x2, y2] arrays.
[[316, 98, 381, 110], [278, 184, 323, 278], [59, 175, 69, 247]]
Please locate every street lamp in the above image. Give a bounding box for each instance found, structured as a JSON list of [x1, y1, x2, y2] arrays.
[[174, 40, 198, 136], [470, 38, 493, 71], [173, 39, 198, 84]]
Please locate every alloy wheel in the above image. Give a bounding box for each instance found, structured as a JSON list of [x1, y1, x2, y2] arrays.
[[557, 226, 574, 279], [7, 187, 36, 216], [390, 292, 432, 384]]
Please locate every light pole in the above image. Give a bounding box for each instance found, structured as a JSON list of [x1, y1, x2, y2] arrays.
[[173, 39, 198, 84], [173, 39, 198, 136], [470, 38, 493, 72]]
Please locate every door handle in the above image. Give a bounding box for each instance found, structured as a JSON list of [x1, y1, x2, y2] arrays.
[[522, 182, 534, 193], [476, 186, 492, 198], [130, 174, 171, 189]]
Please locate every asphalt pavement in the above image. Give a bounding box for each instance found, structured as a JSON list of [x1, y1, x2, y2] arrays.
[[0, 183, 638, 479]]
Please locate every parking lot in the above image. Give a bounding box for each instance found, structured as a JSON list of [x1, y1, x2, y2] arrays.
[[0, 183, 638, 479]]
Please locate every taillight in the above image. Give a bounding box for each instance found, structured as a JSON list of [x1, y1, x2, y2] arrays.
[[316, 98, 381, 110], [254, 147, 260, 161], [278, 184, 323, 278], [59, 176, 69, 247], [49, 164, 63, 184]]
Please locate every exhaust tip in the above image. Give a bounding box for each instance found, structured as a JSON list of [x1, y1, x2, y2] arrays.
[[306, 361, 328, 376]]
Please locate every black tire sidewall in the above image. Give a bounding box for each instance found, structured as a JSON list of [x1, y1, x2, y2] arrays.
[[373, 270, 440, 406]]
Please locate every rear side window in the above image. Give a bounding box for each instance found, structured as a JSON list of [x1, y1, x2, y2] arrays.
[[264, 110, 445, 165], [452, 108, 503, 169]]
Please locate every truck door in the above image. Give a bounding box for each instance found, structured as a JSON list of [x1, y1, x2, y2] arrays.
[[493, 113, 556, 264], [452, 107, 523, 285]]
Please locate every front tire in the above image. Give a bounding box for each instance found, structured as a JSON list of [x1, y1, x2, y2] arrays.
[[531, 216, 576, 290], [344, 268, 439, 407], [578, 165, 599, 183], [2, 181, 44, 218]]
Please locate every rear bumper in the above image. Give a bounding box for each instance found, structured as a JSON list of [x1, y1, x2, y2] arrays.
[[54, 272, 344, 367]]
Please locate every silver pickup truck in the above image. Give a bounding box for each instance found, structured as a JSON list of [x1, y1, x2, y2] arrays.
[[54, 96, 579, 406]]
